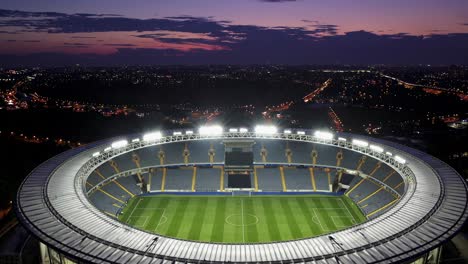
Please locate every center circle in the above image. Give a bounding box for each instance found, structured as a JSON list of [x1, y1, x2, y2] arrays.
[[225, 214, 259, 226]]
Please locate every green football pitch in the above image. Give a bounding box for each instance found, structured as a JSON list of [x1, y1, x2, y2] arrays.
[[118, 195, 366, 243]]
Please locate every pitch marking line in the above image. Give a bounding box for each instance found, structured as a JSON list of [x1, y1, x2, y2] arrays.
[[225, 214, 259, 227], [134, 207, 166, 210], [126, 198, 143, 223], [312, 209, 326, 232], [331, 216, 354, 228], [339, 198, 358, 223], [154, 209, 167, 233], [241, 199, 245, 243], [129, 216, 149, 228], [312, 209, 353, 232], [311, 215, 320, 225]]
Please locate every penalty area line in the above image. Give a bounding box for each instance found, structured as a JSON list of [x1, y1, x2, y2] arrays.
[[154, 209, 167, 233], [126, 198, 142, 223]]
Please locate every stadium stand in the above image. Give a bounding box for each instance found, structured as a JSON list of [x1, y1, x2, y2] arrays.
[[164, 167, 194, 190], [195, 167, 221, 191], [256, 167, 283, 191], [88, 190, 122, 216], [313, 168, 333, 191], [253, 139, 288, 163], [148, 168, 163, 191], [282, 167, 313, 190]]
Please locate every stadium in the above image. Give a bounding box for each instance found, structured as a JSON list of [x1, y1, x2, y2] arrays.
[[15, 125, 468, 263]]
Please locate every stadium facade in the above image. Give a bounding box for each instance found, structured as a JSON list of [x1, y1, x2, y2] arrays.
[[15, 126, 468, 263]]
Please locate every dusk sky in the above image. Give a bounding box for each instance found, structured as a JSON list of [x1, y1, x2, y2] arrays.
[[1, 0, 468, 66]]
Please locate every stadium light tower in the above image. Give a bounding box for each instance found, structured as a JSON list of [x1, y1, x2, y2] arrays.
[[352, 139, 369, 147], [143, 131, 162, 142], [111, 140, 128, 149], [199, 125, 223, 136], [314, 131, 334, 140], [255, 125, 277, 135], [369, 145, 384, 153], [394, 155, 406, 164]]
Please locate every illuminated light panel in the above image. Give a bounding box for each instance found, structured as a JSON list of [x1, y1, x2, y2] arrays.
[[131, 138, 140, 143], [111, 140, 128, 149], [173, 131, 182, 136], [345, 169, 358, 175], [386, 152, 393, 156], [239, 128, 248, 133], [314, 131, 334, 140], [395, 155, 406, 164], [255, 125, 278, 135], [143, 131, 162, 141], [297, 131, 305, 135], [352, 139, 369, 147], [186, 130, 193, 135], [229, 128, 238, 133], [338, 137, 347, 141], [92, 152, 100, 157], [104, 147, 112, 152], [369, 145, 384, 153], [199, 125, 223, 136], [284, 129, 292, 134]]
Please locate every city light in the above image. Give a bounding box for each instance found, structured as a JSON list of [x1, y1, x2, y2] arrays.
[[395, 155, 406, 164], [104, 147, 112, 152], [338, 137, 347, 141], [284, 129, 292, 134], [239, 128, 248, 133], [92, 152, 100, 157], [186, 130, 193, 135], [199, 125, 223, 136], [369, 145, 384, 153], [173, 131, 182, 136], [143, 131, 162, 141], [352, 139, 369, 147], [111, 140, 128, 149], [386, 152, 393, 156], [255, 125, 278, 135], [297, 131, 305, 135], [229, 128, 238, 133], [131, 138, 140, 143], [314, 131, 334, 140]]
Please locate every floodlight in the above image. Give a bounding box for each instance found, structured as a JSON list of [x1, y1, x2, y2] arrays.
[[352, 139, 369, 147], [199, 125, 223, 136], [255, 125, 277, 134], [395, 155, 406, 164], [297, 131, 305, 135], [386, 152, 393, 156], [173, 131, 182, 136], [239, 128, 248, 133], [314, 131, 334, 140], [111, 140, 128, 149], [186, 130, 193, 135], [131, 138, 140, 143], [338, 137, 347, 141], [284, 129, 292, 134], [104, 147, 112, 152], [92, 152, 100, 157], [143, 131, 162, 141], [229, 128, 238, 133], [369, 145, 384, 153]]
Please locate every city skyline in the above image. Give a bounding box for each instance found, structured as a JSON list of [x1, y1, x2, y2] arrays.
[[0, 0, 468, 65]]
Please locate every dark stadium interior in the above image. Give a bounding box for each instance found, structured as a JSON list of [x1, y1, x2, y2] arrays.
[[227, 173, 252, 188]]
